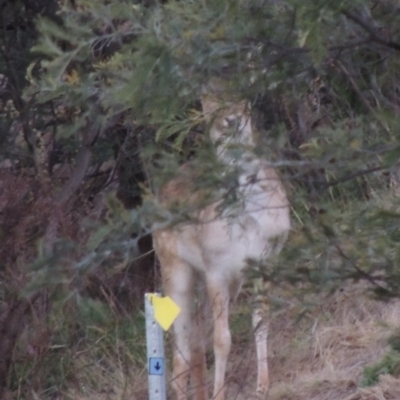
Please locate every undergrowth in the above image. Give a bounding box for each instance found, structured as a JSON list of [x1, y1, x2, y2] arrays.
[[361, 330, 400, 386], [9, 296, 146, 399]]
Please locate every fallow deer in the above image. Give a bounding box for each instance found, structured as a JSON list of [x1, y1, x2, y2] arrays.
[[152, 80, 290, 400]]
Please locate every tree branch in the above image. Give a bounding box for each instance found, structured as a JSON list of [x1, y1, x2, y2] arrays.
[[341, 9, 400, 51], [319, 166, 386, 191]]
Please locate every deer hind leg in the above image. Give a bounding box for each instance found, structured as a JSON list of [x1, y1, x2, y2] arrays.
[[207, 277, 231, 400], [252, 278, 270, 395]]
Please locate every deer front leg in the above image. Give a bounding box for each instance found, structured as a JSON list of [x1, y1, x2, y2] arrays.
[[207, 279, 231, 400], [162, 260, 195, 400], [189, 298, 209, 400]]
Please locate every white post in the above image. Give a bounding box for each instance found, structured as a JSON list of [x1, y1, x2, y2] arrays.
[[145, 293, 167, 400]]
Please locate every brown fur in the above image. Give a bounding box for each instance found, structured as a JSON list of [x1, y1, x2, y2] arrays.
[[153, 83, 290, 400]]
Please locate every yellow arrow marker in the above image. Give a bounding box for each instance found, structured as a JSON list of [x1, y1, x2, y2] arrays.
[[148, 294, 180, 331]]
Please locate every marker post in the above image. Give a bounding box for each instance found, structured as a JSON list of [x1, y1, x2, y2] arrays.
[[145, 293, 167, 400]]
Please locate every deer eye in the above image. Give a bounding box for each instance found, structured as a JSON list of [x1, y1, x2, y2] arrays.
[[223, 115, 241, 129]]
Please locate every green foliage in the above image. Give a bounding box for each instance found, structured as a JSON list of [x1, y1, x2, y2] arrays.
[[362, 340, 400, 386], [22, 0, 400, 326], [3, 0, 400, 396], [9, 295, 146, 398]]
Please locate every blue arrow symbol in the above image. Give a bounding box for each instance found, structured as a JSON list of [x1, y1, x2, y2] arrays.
[[149, 357, 164, 375]]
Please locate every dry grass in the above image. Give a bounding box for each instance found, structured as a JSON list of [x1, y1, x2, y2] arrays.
[[61, 333, 149, 400], [66, 284, 400, 400], [227, 284, 400, 400]]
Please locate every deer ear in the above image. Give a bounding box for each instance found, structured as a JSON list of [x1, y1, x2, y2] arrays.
[[201, 78, 229, 119], [201, 95, 220, 119]]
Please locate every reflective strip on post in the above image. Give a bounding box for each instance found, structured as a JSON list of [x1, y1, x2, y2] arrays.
[[145, 293, 167, 400]]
